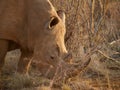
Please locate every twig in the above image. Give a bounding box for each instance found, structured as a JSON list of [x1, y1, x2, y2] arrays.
[[109, 39, 120, 45], [97, 50, 120, 64], [91, 0, 95, 33]]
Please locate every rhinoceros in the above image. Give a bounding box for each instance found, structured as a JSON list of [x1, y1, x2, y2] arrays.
[[0, 0, 90, 78]]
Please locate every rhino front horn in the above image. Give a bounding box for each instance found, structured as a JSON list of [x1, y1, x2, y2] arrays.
[[66, 58, 91, 78], [52, 57, 91, 81]]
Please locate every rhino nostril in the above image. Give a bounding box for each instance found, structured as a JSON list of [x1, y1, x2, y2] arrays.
[[50, 56, 54, 60]]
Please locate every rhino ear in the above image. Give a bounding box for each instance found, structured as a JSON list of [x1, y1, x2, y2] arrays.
[[57, 10, 66, 24], [49, 16, 59, 29]]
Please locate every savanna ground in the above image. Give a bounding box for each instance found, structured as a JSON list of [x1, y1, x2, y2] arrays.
[[0, 0, 120, 90]]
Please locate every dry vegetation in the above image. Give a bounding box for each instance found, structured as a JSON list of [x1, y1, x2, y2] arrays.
[[0, 0, 120, 90]]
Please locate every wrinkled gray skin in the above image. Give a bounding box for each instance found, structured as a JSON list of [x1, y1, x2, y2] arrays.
[[0, 0, 90, 78]]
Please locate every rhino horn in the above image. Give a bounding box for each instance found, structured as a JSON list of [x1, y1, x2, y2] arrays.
[[66, 58, 91, 78], [53, 57, 91, 80]]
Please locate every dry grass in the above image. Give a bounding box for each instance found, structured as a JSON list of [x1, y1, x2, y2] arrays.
[[0, 0, 120, 90]]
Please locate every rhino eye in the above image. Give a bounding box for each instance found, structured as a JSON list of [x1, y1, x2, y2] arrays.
[[49, 16, 59, 29]]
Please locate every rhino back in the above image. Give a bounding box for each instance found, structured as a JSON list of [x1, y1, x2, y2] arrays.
[[0, 0, 26, 44]]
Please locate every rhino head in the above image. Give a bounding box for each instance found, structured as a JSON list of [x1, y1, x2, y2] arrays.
[[33, 10, 68, 65]]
